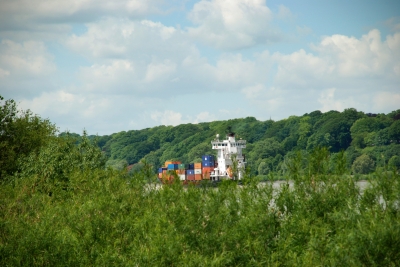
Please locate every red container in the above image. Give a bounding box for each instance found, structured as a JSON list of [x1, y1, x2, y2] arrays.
[[195, 174, 202, 180], [187, 174, 195, 181]]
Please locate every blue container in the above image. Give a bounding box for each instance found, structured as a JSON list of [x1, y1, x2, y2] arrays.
[[167, 164, 175, 170], [188, 163, 194, 170], [186, 169, 195, 175], [202, 161, 214, 167], [202, 155, 214, 162], [158, 168, 164, 173]]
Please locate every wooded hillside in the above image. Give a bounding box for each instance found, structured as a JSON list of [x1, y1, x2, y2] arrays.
[[84, 108, 400, 176]]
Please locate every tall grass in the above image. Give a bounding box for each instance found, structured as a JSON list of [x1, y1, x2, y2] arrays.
[[1, 155, 399, 266]]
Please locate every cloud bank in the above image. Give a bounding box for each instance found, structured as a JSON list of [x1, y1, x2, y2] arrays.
[[0, 0, 398, 134]]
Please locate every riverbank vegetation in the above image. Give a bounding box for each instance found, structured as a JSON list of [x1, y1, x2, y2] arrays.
[[1, 95, 399, 265]]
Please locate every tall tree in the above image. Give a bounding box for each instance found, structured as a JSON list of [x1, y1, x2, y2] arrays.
[[0, 95, 57, 181]]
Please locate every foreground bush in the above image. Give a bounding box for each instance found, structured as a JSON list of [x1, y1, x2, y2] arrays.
[[1, 165, 399, 266]]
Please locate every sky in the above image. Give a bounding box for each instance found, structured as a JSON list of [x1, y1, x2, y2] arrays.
[[0, 0, 399, 135]]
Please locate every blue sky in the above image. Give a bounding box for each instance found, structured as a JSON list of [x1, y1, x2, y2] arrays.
[[0, 0, 399, 135]]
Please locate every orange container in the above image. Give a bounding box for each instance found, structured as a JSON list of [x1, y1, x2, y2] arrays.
[[202, 167, 214, 172], [187, 174, 195, 181], [165, 161, 181, 167], [195, 174, 202, 180], [164, 161, 173, 167], [177, 169, 185, 175], [202, 167, 214, 179], [194, 163, 202, 169]]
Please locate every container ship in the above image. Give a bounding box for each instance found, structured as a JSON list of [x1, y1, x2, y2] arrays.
[[158, 133, 246, 182]]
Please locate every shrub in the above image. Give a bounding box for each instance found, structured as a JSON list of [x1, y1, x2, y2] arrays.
[[352, 154, 375, 174]]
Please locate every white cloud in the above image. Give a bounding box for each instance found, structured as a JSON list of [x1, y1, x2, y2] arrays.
[[65, 18, 191, 62], [0, 40, 56, 77], [151, 110, 184, 126], [296, 25, 312, 36], [314, 29, 399, 77], [63, 26, 400, 132], [0, 40, 57, 98], [193, 111, 217, 123], [145, 60, 177, 83], [215, 54, 263, 85], [240, 29, 400, 118], [317, 88, 358, 112], [240, 84, 283, 113], [273, 29, 400, 92], [0, 68, 10, 78], [19, 89, 161, 134], [66, 17, 279, 98], [373, 92, 400, 112], [79, 60, 136, 94], [241, 84, 266, 99], [150, 110, 218, 127], [276, 5, 294, 20], [385, 17, 400, 32], [187, 0, 282, 49], [0, 0, 163, 25], [19, 90, 83, 117]]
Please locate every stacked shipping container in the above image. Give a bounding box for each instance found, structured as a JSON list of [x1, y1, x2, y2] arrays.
[[159, 156, 216, 182], [202, 155, 215, 179]]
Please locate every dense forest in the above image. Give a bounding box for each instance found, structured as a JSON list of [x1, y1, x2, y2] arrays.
[[74, 107, 400, 178], [1, 95, 400, 266]]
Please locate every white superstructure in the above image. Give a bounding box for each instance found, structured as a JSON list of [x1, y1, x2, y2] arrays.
[[210, 133, 246, 180]]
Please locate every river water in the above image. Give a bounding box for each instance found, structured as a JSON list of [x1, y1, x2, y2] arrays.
[[267, 180, 369, 191]]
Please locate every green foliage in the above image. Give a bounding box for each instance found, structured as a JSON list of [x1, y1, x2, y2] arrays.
[[17, 132, 106, 194], [2, 151, 399, 266], [388, 120, 400, 143], [352, 154, 375, 174], [388, 155, 400, 171], [0, 95, 57, 181], [3, 95, 400, 266], [105, 159, 128, 171], [249, 138, 283, 160], [50, 106, 398, 179]]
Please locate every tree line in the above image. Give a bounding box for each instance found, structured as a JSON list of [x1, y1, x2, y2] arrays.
[[89, 107, 400, 178]]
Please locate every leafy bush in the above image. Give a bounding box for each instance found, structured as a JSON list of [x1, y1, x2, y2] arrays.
[[0, 95, 56, 181], [2, 156, 399, 266], [352, 154, 375, 174]]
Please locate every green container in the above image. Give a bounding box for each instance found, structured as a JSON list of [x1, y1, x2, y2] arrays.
[[178, 164, 186, 169]]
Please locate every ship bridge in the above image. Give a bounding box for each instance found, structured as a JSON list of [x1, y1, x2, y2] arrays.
[[210, 133, 246, 180]]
